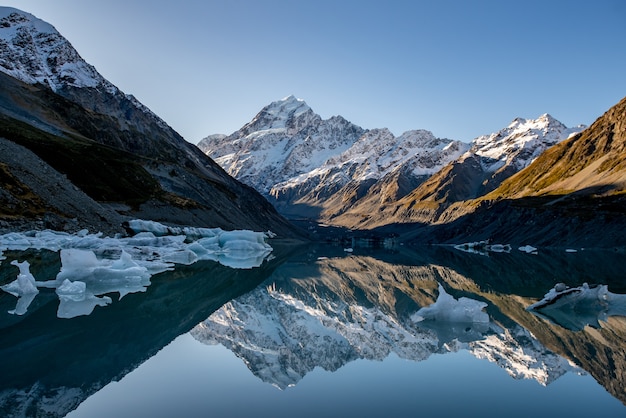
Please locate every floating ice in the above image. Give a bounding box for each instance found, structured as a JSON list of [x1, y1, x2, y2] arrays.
[[1, 260, 40, 315], [518, 245, 538, 254], [0, 220, 274, 317], [56, 249, 152, 299], [454, 241, 511, 255], [412, 284, 489, 323], [527, 282, 626, 331]]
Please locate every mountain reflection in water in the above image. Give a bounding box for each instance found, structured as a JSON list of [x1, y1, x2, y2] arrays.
[[2, 244, 626, 417]]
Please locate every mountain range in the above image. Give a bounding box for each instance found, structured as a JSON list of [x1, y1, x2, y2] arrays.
[[0, 6, 624, 248], [200, 93, 626, 247]]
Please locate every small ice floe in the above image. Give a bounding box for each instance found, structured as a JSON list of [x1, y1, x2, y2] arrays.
[[454, 240, 511, 255], [412, 284, 489, 324], [527, 282, 626, 331], [1, 260, 40, 315], [518, 245, 538, 254], [56, 249, 152, 299]]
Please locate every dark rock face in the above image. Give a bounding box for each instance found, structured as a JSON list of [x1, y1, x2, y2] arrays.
[[0, 63, 299, 237]]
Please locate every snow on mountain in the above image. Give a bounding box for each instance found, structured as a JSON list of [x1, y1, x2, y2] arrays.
[[199, 95, 366, 194], [0, 7, 169, 130], [0, 7, 114, 93], [469, 113, 585, 173], [200, 97, 468, 219], [270, 128, 468, 201]]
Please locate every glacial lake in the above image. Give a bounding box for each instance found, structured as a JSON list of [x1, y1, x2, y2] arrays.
[[1, 241, 626, 417]]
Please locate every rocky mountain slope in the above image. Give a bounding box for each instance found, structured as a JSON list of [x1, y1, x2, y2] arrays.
[[358, 96, 626, 248], [200, 96, 468, 219], [491, 96, 626, 199], [329, 114, 584, 229], [0, 7, 298, 237]]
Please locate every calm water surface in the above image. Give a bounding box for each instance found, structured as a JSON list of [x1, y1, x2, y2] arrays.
[[1, 244, 626, 417]]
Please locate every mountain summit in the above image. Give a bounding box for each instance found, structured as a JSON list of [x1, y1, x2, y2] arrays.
[[199, 96, 367, 194], [0, 8, 109, 92], [199, 98, 468, 219]]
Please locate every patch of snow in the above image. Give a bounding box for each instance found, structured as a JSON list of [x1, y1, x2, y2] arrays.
[[470, 114, 585, 173]]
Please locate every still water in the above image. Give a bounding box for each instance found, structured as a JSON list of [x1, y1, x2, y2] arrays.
[[2, 243, 626, 417]]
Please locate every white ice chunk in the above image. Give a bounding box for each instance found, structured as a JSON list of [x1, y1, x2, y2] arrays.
[[56, 279, 87, 299], [2, 260, 39, 296], [56, 249, 151, 299], [162, 249, 199, 265], [216, 252, 270, 269], [518, 245, 538, 254], [126, 219, 179, 236], [218, 230, 271, 247], [412, 284, 489, 323], [1, 260, 40, 315], [527, 282, 626, 330], [0, 233, 33, 250]]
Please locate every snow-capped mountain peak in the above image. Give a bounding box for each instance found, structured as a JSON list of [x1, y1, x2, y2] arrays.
[[239, 95, 318, 136], [0, 7, 114, 94], [470, 114, 585, 172]]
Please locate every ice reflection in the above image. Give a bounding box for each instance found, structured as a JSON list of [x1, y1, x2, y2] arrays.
[[0, 221, 274, 317]]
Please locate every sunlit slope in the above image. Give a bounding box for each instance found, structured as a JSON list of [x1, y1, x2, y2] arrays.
[[490, 96, 626, 199]]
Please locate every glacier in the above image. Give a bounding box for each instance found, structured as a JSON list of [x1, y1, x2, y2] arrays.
[[0, 220, 274, 317]]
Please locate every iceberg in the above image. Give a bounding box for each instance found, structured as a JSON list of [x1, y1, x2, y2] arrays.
[[1, 260, 40, 315], [56, 249, 152, 299], [0, 220, 274, 317], [527, 283, 626, 331], [412, 284, 489, 323]]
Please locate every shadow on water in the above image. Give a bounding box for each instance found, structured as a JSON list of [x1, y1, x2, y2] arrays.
[[0, 243, 301, 416], [2, 242, 626, 415]]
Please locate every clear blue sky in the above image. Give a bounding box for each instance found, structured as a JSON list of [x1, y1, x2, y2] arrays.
[[5, 0, 626, 143]]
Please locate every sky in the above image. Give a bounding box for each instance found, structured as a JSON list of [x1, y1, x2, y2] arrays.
[[4, 0, 626, 144]]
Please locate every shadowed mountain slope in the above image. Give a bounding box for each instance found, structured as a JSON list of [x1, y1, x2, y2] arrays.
[[0, 8, 300, 237]]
